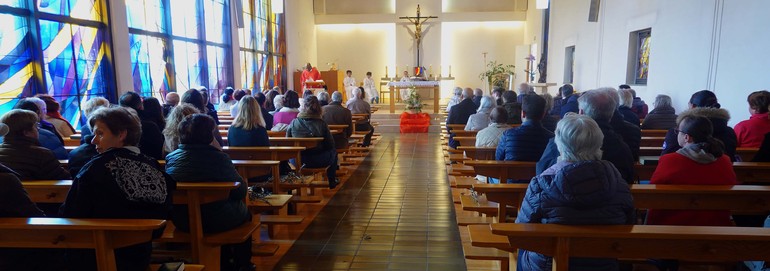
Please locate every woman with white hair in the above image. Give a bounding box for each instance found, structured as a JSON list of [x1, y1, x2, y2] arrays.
[[641, 94, 678, 130], [446, 87, 463, 113], [617, 89, 641, 126], [464, 96, 495, 131], [516, 113, 634, 271]]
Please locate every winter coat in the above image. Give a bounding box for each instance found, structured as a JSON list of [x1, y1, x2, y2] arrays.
[[60, 147, 174, 271], [0, 163, 43, 217], [475, 123, 512, 147], [619, 106, 641, 127], [286, 115, 335, 155], [165, 144, 250, 233], [465, 112, 491, 131], [662, 107, 737, 161], [322, 102, 353, 149], [641, 106, 677, 130], [496, 121, 554, 162], [38, 128, 68, 159], [648, 147, 736, 226], [611, 111, 642, 160], [538, 119, 635, 183], [0, 136, 71, 180], [734, 112, 770, 148], [516, 160, 635, 271], [446, 99, 478, 148], [632, 97, 649, 119], [138, 120, 165, 160]]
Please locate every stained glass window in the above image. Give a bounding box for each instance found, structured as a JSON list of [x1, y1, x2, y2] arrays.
[[240, 0, 286, 91], [204, 0, 228, 44], [173, 40, 203, 91], [0, 14, 35, 113], [169, 0, 200, 39], [0, 0, 26, 8], [126, 0, 167, 33], [634, 29, 651, 85], [38, 0, 103, 22], [129, 34, 170, 100]]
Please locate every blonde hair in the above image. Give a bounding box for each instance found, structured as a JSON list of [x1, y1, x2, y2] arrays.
[[233, 96, 266, 130], [82, 97, 110, 118], [163, 104, 199, 152]]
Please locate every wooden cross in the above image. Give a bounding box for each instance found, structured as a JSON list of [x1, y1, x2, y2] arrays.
[[399, 5, 437, 68]]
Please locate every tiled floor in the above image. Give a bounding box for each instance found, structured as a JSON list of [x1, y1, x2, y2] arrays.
[[274, 133, 466, 271]]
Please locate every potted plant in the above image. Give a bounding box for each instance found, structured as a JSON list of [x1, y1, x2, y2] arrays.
[[479, 61, 515, 89], [404, 87, 425, 114]]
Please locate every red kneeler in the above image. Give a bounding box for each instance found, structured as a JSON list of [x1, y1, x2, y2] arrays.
[[400, 112, 430, 133]]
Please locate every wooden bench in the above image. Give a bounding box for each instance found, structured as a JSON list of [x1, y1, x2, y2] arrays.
[[457, 146, 497, 160], [0, 217, 166, 271], [640, 136, 665, 147], [639, 146, 759, 161], [635, 161, 770, 183], [268, 137, 322, 148], [490, 223, 770, 271], [463, 160, 537, 181]]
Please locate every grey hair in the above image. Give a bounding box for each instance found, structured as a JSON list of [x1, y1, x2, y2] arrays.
[[317, 91, 330, 103], [653, 94, 672, 109], [578, 88, 618, 121], [453, 87, 463, 97], [25, 97, 47, 114], [353, 87, 362, 97], [331, 91, 343, 102], [618, 89, 634, 107], [555, 113, 604, 162], [474, 88, 483, 96], [477, 96, 495, 113], [273, 95, 284, 108]]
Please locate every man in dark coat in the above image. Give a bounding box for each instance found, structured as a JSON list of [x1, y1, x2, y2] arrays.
[[322, 91, 353, 149], [446, 88, 478, 148], [537, 88, 636, 184], [501, 90, 523, 124], [496, 94, 554, 182]]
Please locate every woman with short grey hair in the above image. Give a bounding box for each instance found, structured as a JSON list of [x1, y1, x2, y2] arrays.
[[641, 94, 678, 130], [446, 87, 463, 113], [617, 89, 640, 126], [464, 96, 495, 131], [516, 113, 634, 271]]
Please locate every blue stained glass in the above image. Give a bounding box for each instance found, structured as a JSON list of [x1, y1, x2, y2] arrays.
[[39, 19, 112, 126], [170, 0, 200, 39], [0, 0, 26, 8], [173, 40, 203, 91], [0, 14, 35, 112], [130, 34, 170, 100], [204, 0, 228, 44], [126, 0, 167, 33], [38, 0, 101, 21], [206, 45, 229, 92], [240, 51, 255, 89]]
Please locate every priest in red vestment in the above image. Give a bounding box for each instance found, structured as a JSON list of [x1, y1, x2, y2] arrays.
[[301, 63, 321, 89]]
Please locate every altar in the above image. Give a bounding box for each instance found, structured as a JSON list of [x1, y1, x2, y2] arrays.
[[387, 81, 441, 113]]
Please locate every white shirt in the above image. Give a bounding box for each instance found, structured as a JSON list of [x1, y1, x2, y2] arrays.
[[363, 77, 377, 97], [400, 76, 410, 82], [343, 76, 356, 88]]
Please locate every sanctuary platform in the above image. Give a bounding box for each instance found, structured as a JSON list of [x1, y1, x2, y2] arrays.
[[371, 109, 447, 133]]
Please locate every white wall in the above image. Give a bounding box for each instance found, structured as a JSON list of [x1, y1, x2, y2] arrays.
[[285, 0, 318, 90], [315, 24, 396, 92], [440, 22, 525, 96], [547, 0, 770, 125]]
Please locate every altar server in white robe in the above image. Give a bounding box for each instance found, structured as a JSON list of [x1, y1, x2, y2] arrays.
[[343, 70, 357, 101], [363, 72, 378, 104]]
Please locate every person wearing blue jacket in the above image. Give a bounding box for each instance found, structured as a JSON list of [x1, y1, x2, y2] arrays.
[[495, 94, 554, 183], [517, 114, 635, 271]]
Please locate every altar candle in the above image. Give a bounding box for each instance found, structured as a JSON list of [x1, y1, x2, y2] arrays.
[[385, 66, 389, 78], [429, 65, 433, 76], [395, 66, 398, 77], [449, 65, 452, 77]]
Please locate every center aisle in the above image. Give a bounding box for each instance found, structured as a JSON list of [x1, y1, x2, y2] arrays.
[[274, 133, 466, 270]]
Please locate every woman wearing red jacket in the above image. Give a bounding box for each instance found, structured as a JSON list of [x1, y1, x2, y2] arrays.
[[648, 115, 737, 226]]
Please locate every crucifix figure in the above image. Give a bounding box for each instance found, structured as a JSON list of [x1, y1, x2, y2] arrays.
[[399, 5, 437, 68]]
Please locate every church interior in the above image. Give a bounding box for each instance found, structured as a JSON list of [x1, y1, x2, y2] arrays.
[[1, 0, 770, 270]]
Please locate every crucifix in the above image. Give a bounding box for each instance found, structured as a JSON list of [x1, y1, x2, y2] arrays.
[[399, 5, 437, 69]]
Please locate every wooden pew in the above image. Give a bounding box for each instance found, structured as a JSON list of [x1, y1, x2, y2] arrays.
[[0, 217, 166, 271], [639, 147, 759, 161], [457, 146, 497, 160], [463, 160, 537, 181], [640, 136, 665, 147], [635, 162, 770, 183], [268, 137, 322, 148], [472, 183, 770, 219], [490, 223, 770, 271]]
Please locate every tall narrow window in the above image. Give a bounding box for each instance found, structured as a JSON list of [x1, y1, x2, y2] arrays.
[[239, 0, 286, 91], [628, 28, 651, 85], [564, 46, 575, 84], [0, 13, 35, 113]]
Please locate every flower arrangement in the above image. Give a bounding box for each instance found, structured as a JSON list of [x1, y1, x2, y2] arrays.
[[479, 61, 515, 88], [404, 87, 424, 113]]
